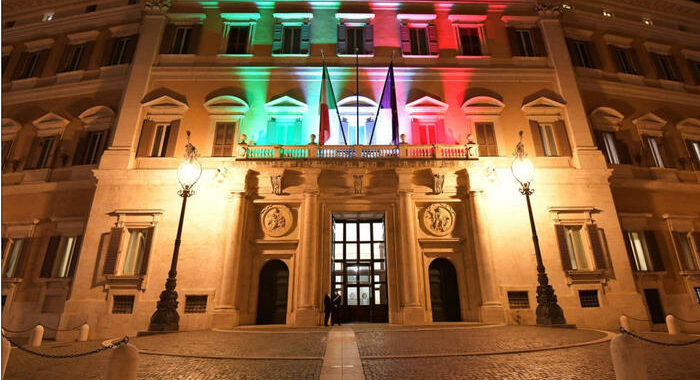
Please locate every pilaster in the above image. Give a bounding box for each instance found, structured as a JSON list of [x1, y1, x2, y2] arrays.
[[294, 168, 321, 325]]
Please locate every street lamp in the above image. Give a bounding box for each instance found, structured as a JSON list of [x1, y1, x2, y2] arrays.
[[149, 131, 202, 332], [511, 131, 566, 325]]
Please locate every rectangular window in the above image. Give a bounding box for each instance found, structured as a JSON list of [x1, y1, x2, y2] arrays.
[[109, 37, 133, 65], [626, 232, 653, 271], [599, 131, 620, 164], [225, 26, 250, 54], [122, 229, 149, 276], [282, 26, 302, 54], [474, 122, 497, 156], [41, 236, 81, 278], [695, 287, 700, 305], [184, 295, 208, 313], [212, 122, 236, 157], [2, 239, 25, 278], [36, 136, 56, 169], [564, 226, 589, 270], [689, 60, 700, 85], [515, 29, 535, 57], [537, 124, 558, 157], [170, 26, 192, 54], [651, 53, 680, 81], [611, 47, 639, 75], [569, 39, 595, 68], [63, 44, 87, 72], [686, 139, 700, 170], [674, 232, 698, 271], [151, 124, 172, 157], [112, 295, 134, 314], [409, 27, 429, 56], [346, 27, 365, 55], [458, 27, 482, 56], [19, 51, 43, 79], [507, 291, 530, 309], [578, 290, 600, 308], [2, 139, 14, 165], [645, 136, 665, 168], [83, 130, 105, 165]]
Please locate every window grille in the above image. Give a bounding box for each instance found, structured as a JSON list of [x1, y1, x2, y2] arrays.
[[507, 291, 530, 309], [185, 295, 208, 313], [578, 290, 600, 308], [112, 295, 135, 314]]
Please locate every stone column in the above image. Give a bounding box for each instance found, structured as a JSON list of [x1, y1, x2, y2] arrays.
[[212, 169, 248, 329], [395, 168, 425, 324], [470, 190, 504, 322], [294, 169, 321, 325], [99, 3, 170, 170]]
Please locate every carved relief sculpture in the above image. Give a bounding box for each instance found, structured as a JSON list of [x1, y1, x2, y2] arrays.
[[422, 203, 457, 236], [433, 174, 445, 194], [353, 174, 364, 195], [144, 0, 171, 14], [260, 204, 293, 237], [270, 175, 282, 195]]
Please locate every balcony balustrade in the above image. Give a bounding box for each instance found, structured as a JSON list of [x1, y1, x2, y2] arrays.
[[239, 142, 479, 160]]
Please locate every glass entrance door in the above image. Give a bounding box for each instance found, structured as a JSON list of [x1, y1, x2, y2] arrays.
[[332, 218, 388, 323]]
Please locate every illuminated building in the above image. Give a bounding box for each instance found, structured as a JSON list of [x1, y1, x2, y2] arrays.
[[2, 0, 699, 339]]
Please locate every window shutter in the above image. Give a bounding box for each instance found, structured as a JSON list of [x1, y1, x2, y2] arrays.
[[400, 24, 411, 55], [124, 35, 138, 63], [629, 48, 643, 76], [80, 42, 95, 70], [49, 136, 64, 169], [506, 27, 521, 57], [622, 232, 637, 270], [686, 140, 700, 170], [615, 133, 632, 164], [553, 120, 572, 157], [363, 24, 374, 55], [427, 24, 438, 56], [672, 232, 690, 270], [103, 227, 124, 275], [136, 120, 156, 157], [641, 136, 655, 167], [188, 24, 202, 54], [587, 40, 600, 69], [165, 119, 180, 157], [657, 137, 675, 169], [25, 137, 43, 169], [101, 38, 117, 66], [58, 44, 73, 73], [609, 45, 623, 72], [644, 230, 664, 271], [12, 52, 28, 80], [40, 236, 61, 278], [160, 24, 176, 54], [67, 235, 82, 277], [650, 53, 666, 79], [32, 50, 49, 78], [72, 132, 89, 166], [587, 224, 608, 270], [485, 123, 497, 156], [12, 238, 32, 278], [337, 24, 347, 55], [555, 225, 573, 271], [532, 27, 547, 57], [300, 23, 311, 55], [565, 38, 578, 66], [475, 123, 487, 153], [139, 228, 154, 275], [529, 121, 545, 156], [272, 23, 283, 54], [224, 123, 235, 156]]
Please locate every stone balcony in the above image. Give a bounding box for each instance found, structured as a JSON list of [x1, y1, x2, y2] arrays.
[[238, 142, 480, 160]]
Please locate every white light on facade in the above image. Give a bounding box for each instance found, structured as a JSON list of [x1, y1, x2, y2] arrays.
[[562, 4, 573, 10], [43, 12, 55, 22], [602, 10, 614, 18], [642, 17, 653, 26]]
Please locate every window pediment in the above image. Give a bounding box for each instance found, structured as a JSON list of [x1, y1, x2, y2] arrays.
[[142, 95, 189, 119], [78, 106, 115, 131], [589, 107, 624, 132], [204, 95, 249, 115], [448, 15, 487, 24], [110, 209, 164, 228], [677, 118, 700, 140], [632, 112, 666, 136], [67, 30, 99, 44], [2, 118, 22, 140], [32, 112, 69, 136], [521, 96, 565, 122], [168, 13, 208, 25], [461, 96, 504, 116], [337, 95, 377, 116], [264, 96, 308, 115], [406, 96, 448, 119]]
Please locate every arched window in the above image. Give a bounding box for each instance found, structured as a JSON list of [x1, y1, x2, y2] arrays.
[[337, 95, 378, 145], [405, 96, 448, 144]]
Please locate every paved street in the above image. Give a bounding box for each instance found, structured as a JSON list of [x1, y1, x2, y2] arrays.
[[3, 324, 699, 379]]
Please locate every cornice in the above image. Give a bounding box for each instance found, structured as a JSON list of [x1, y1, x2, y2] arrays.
[[576, 77, 700, 107], [2, 75, 128, 106]]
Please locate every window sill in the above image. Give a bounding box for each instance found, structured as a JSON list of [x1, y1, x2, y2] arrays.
[[217, 53, 253, 57], [678, 270, 700, 277], [159, 54, 197, 64], [574, 66, 603, 78], [1, 277, 23, 286], [337, 54, 374, 58], [616, 72, 645, 85], [658, 79, 685, 91], [55, 70, 85, 84], [564, 269, 606, 284], [104, 275, 145, 291], [10, 77, 39, 90], [99, 64, 130, 78], [402, 54, 438, 58], [512, 56, 548, 66], [272, 54, 310, 57]]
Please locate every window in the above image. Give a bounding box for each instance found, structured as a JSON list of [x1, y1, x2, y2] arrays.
[[2, 139, 14, 165], [29, 135, 57, 169], [568, 39, 596, 68], [458, 27, 482, 56], [40, 236, 82, 278], [338, 23, 374, 55], [151, 123, 172, 157], [515, 30, 535, 57], [651, 53, 680, 81], [689, 60, 700, 85], [578, 290, 600, 308], [225, 26, 250, 54], [4, 21, 16, 28], [2, 238, 25, 278], [474, 122, 497, 156], [17, 50, 44, 79], [596, 131, 621, 164], [686, 139, 700, 170], [507, 291, 529, 309], [109, 36, 134, 65], [695, 287, 700, 305], [185, 295, 208, 313], [170, 27, 192, 54], [409, 28, 429, 56], [84, 130, 105, 165], [212, 122, 236, 156], [564, 226, 590, 270], [85, 4, 97, 12], [537, 124, 558, 157], [282, 26, 302, 54], [346, 27, 365, 55], [122, 229, 150, 276], [644, 136, 665, 168], [63, 43, 88, 72], [611, 47, 639, 75], [112, 295, 134, 314], [625, 231, 664, 271], [673, 232, 698, 271]]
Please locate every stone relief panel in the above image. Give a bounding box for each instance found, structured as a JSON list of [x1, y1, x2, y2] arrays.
[[260, 204, 293, 237], [422, 203, 457, 237]]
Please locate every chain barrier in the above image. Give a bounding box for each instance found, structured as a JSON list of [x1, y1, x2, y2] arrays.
[[1, 333, 128, 359], [621, 314, 649, 322], [1, 326, 37, 334], [2, 322, 86, 333], [670, 315, 700, 324], [619, 327, 700, 347]]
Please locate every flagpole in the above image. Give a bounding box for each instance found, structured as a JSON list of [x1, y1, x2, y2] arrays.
[[355, 47, 360, 146], [367, 64, 390, 146]]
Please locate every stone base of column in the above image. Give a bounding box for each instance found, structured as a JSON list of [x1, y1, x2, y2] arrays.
[[211, 308, 240, 330], [98, 147, 133, 170], [479, 304, 505, 323], [402, 306, 426, 324], [293, 308, 319, 326]]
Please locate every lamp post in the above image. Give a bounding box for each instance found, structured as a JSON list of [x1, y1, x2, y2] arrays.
[[148, 131, 202, 332], [511, 131, 566, 325]]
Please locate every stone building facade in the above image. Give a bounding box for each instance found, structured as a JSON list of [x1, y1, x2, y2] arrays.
[[2, 0, 699, 339]]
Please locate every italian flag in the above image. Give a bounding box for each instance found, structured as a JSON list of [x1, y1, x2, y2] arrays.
[[319, 64, 343, 145]]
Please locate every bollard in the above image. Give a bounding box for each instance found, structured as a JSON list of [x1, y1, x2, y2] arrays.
[[78, 324, 89, 342], [30, 325, 44, 347], [610, 334, 648, 380], [619, 315, 631, 331], [105, 343, 139, 380], [666, 314, 680, 335], [2, 336, 11, 378]]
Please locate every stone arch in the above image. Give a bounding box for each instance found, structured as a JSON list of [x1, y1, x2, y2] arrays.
[[428, 257, 461, 322]]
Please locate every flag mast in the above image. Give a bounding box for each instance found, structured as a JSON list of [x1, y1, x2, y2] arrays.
[[321, 49, 348, 145], [367, 51, 394, 145], [355, 47, 360, 146]]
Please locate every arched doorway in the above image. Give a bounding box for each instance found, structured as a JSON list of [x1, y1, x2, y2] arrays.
[[256, 260, 289, 324], [429, 258, 461, 322]]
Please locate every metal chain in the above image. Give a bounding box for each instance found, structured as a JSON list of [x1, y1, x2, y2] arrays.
[[622, 314, 649, 322], [619, 327, 700, 347], [1, 326, 37, 334], [1, 333, 129, 359], [2, 323, 86, 333], [41, 323, 87, 332], [670, 315, 700, 324]]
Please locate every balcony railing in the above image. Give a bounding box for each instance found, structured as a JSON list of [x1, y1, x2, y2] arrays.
[[238, 143, 479, 160]]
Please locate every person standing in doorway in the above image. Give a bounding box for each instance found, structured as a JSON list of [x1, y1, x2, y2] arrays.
[[332, 289, 343, 326], [323, 292, 333, 326]]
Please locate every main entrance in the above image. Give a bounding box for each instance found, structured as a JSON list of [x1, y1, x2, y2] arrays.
[[331, 215, 388, 323], [256, 260, 289, 325]]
